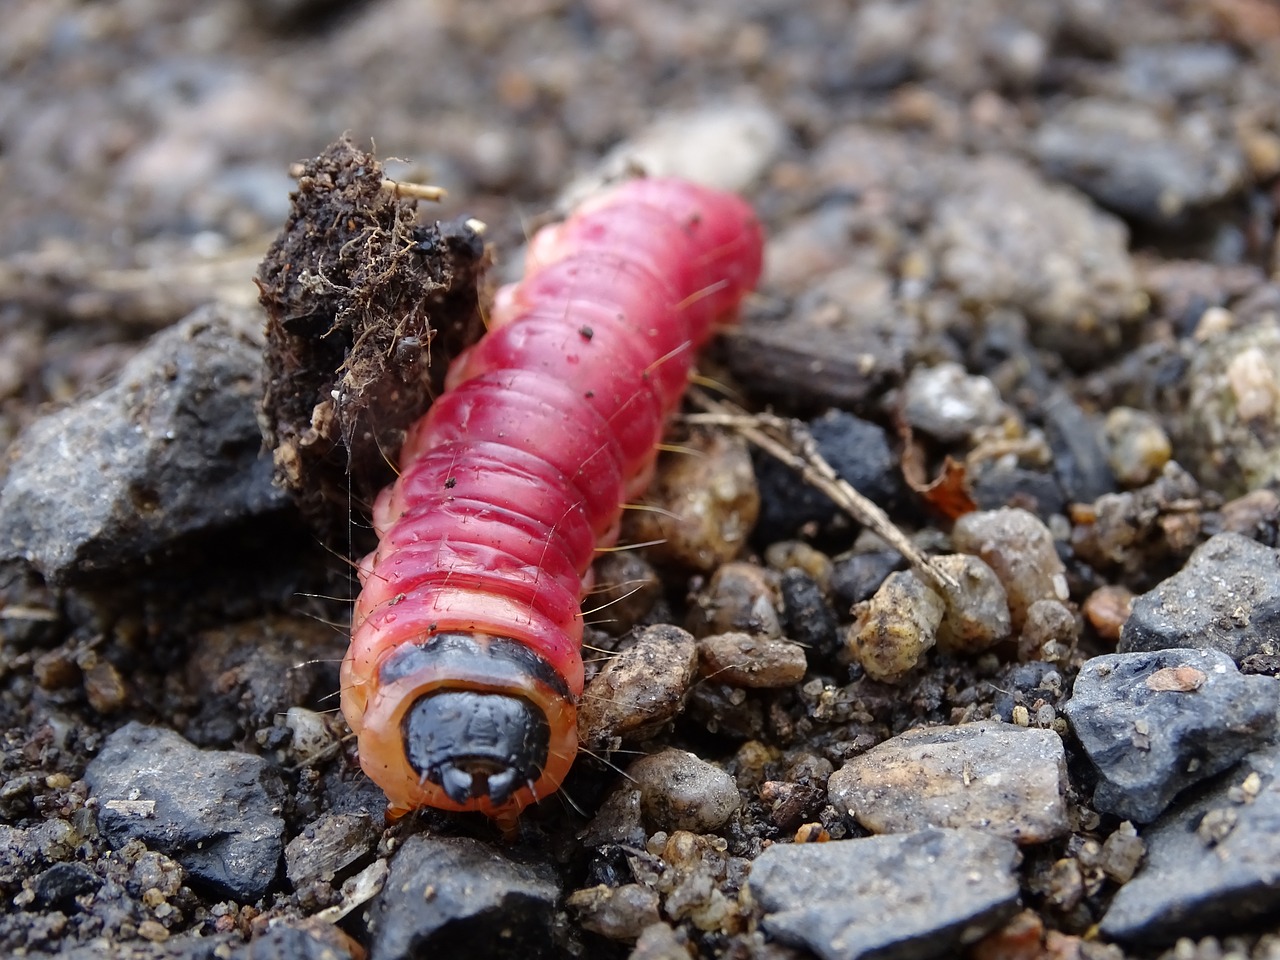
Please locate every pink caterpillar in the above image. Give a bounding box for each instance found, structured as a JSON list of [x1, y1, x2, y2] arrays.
[[340, 177, 763, 827]]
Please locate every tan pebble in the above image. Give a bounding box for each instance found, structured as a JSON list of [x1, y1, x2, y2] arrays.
[[847, 570, 944, 683], [623, 430, 759, 572], [698, 632, 807, 688]]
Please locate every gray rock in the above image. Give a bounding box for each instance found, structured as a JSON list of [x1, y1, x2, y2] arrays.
[[1120, 533, 1280, 663], [365, 835, 560, 960], [627, 749, 741, 834], [1043, 388, 1116, 504], [1034, 98, 1246, 226], [828, 721, 1069, 845], [85, 722, 285, 902], [284, 812, 378, 887], [1101, 742, 1280, 944], [901, 362, 1008, 443], [1064, 648, 1279, 823], [0, 304, 287, 583], [748, 828, 1021, 960]]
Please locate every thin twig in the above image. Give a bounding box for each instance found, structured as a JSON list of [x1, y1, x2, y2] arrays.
[[686, 390, 961, 596]]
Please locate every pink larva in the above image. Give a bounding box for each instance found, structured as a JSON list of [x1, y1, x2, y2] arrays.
[[339, 177, 764, 827]]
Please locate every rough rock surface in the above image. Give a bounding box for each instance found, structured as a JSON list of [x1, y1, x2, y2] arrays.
[[1065, 648, 1280, 822], [828, 720, 1069, 844], [1101, 742, 1280, 945], [85, 722, 286, 902], [0, 305, 286, 583], [1120, 533, 1280, 663], [364, 836, 560, 960], [748, 828, 1021, 960], [627, 749, 742, 834]]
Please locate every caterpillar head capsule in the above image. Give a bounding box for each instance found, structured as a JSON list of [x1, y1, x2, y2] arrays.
[[343, 632, 577, 821], [402, 689, 549, 807]]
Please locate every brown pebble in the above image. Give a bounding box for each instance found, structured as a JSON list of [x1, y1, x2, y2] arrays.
[[1082, 585, 1133, 643], [847, 570, 944, 683], [1220, 489, 1280, 540], [567, 883, 661, 941], [623, 430, 759, 572], [688, 561, 782, 639], [33, 648, 81, 691], [698, 632, 807, 688], [82, 654, 128, 713], [952, 508, 1069, 633], [137, 920, 170, 943], [578, 625, 697, 750]]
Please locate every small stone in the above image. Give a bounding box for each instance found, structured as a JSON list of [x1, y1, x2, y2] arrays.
[[624, 431, 758, 573], [589, 552, 662, 636], [579, 787, 646, 848], [365, 836, 559, 960], [847, 570, 944, 682], [284, 812, 378, 887], [1120, 532, 1280, 662], [830, 551, 906, 608], [32, 862, 101, 909], [952, 508, 1069, 634], [1064, 648, 1280, 822], [932, 553, 1012, 655], [1100, 743, 1280, 943], [1083, 585, 1134, 644], [1043, 389, 1116, 503], [698, 632, 807, 688], [578, 624, 697, 750], [1034, 98, 1246, 226], [627, 749, 741, 834], [1101, 822, 1145, 884], [1018, 598, 1077, 664], [901, 362, 1008, 443], [567, 883, 662, 941], [827, 721, 1069, 845], [137, 920, 170, 943], [764, 541, 834, 590], [628, 922, 690, 960], [85, 722, 285, 901], [748, 829, 1021, 960], [778, 568, 841, 659], [688, 562, 782, 639], [1104, 407, 1173, 488]]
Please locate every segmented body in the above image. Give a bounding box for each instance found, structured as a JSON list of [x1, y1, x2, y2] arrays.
[[340, 177, 763, 824]]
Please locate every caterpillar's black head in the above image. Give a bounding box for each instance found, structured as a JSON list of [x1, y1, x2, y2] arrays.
[[373, 631, 573, 817], [403, 690, 550, 806]]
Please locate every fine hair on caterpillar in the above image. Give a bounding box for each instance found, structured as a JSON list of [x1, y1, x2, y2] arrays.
[[340, 176, 764, 832]]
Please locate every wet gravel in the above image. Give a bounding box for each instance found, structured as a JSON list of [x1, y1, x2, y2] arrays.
[[4, 1, 1280, 959]]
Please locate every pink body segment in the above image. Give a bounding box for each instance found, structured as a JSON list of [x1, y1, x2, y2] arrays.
[[340, 177, 764, 821]]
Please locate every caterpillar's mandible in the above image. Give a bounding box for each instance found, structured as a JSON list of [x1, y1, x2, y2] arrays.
[[340, 177, 764, 828]]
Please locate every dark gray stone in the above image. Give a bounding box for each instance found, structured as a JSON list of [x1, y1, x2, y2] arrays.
[[1120, 533, 1280, 663], [1065, 648, 1279, 823], [85, 722, 285, 902], [747, 828, 1021, 960], [1034, 98, 1246, 226], [0, 304, 287, 583], [284, 812, 378, 887], [1101, 742, 1280, 944], [365, 835, 560, 960], [31, 861, 101, 909]]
